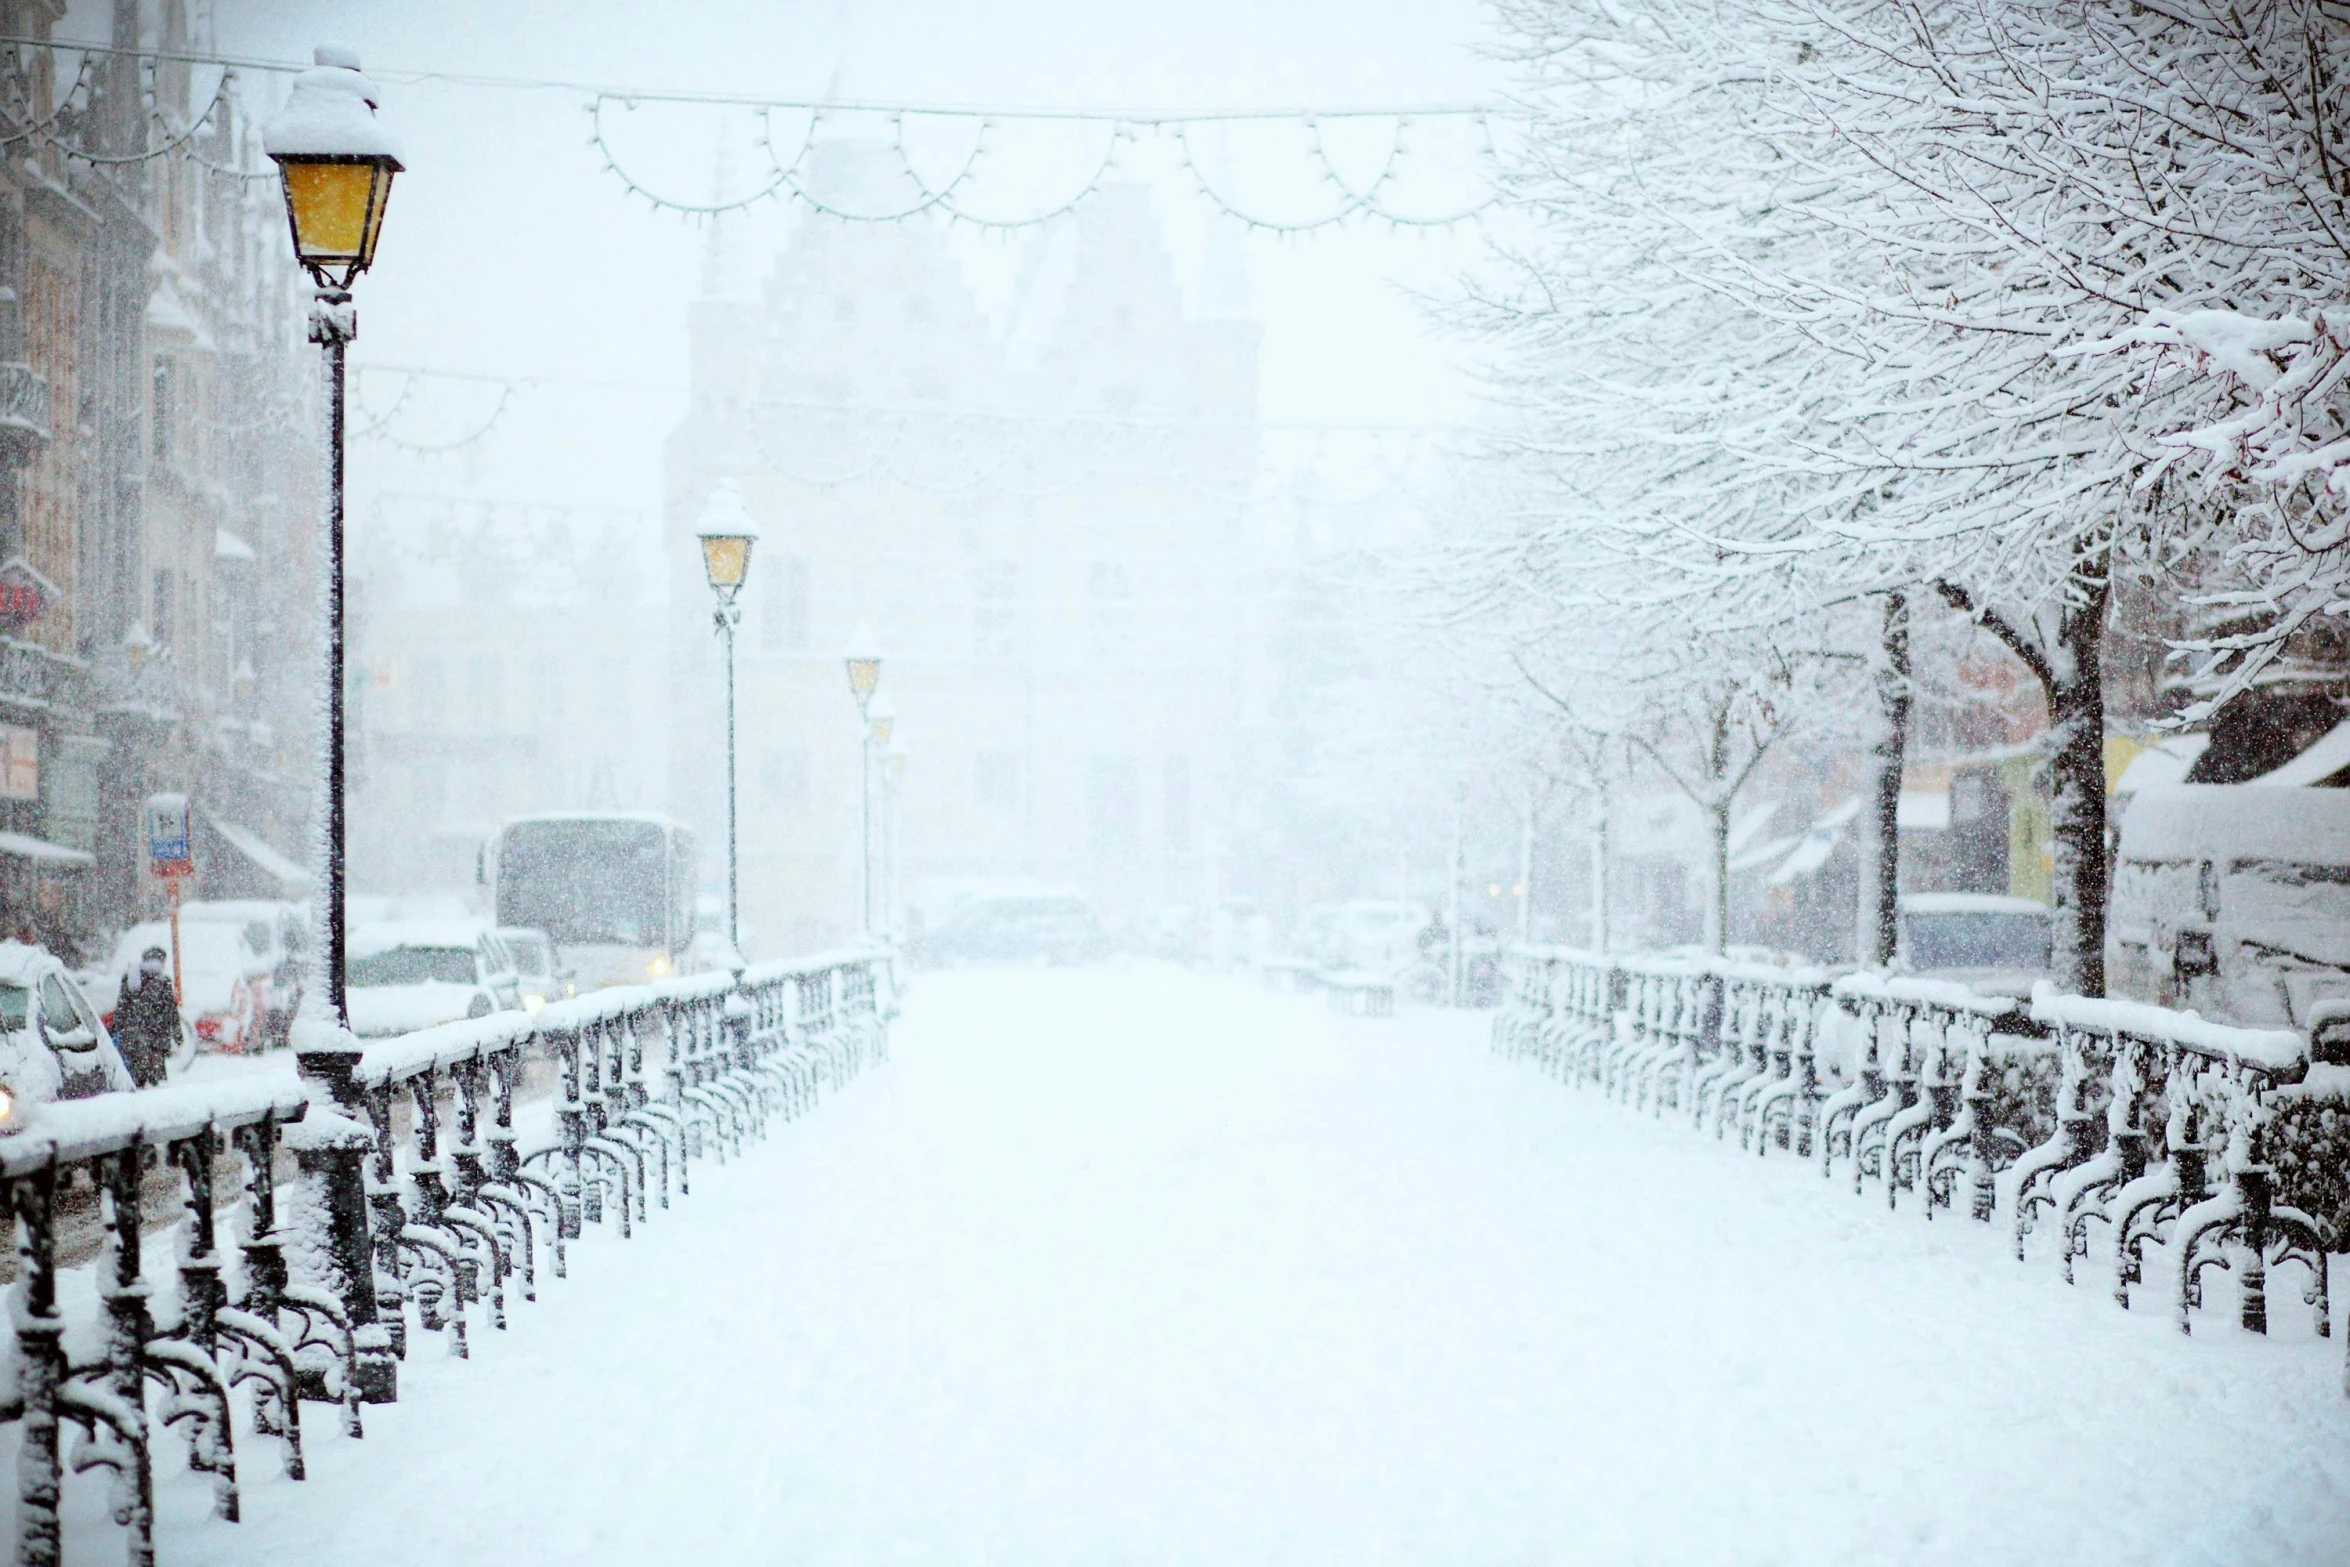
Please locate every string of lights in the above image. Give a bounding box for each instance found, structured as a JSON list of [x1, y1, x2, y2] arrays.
[[0, 32, 1502, 230], [352, 365, 529, 458]]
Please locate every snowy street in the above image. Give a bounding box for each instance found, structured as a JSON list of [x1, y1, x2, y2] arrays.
[[153, 970, 2350, 1567]]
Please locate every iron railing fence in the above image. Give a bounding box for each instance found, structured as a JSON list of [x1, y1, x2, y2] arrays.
[[0, 947, 897, 1566], [1491, 946, 2350, 1392]]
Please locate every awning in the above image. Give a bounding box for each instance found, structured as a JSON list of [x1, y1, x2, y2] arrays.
[[0, 831, 92, 869], [201, 811, 312, 897]]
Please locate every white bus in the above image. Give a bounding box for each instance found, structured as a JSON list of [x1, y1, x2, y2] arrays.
[[483, 813, 697, 991]]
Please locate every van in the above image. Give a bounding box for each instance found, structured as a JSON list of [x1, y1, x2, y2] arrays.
[[2108, 784, 2350, 1028]]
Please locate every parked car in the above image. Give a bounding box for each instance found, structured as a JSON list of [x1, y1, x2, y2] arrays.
[[345, 921, 524, 1038], [2109, 783, 2350, 1028], [104, 908, 283, 1054], [183, 899, 307, 1047], [0, 942, 135, 1128], [925, 890, 1107, 966], [1895, 893, 2054, 996], [1331, 900, 1436, 976], [494, 926, 573, 1012]]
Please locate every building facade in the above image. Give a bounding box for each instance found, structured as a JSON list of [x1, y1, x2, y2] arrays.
[[667, 151, 1262, 955], [0, 0, 323, 959]]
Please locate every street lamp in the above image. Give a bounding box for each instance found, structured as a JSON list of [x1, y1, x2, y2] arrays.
[[695, 480, 760, 964], [263, 40, 402, 1406], [864, 690, 897, 934], [265, 43, 402, 1030], [883, 736, 908, 935], [842, 624, 882, 934]]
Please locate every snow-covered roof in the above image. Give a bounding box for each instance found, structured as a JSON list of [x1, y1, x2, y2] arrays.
[[350, 920, 487, 958], [2119, 784, 2350, 864], [0, 941, 59, 987], [0, 832, 93, 869], [1899, 893, 2050, 916], [2114, 734, 2209, 794], [203, 812, 311, 895], [2251, 719, 2350, 787]]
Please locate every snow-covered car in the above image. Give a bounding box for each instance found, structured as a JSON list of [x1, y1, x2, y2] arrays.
[[345, 922, 524, 1038], [925, 891, 1106, 966], [181, 899, 307, 1047], [1895, 892, 2053, 996], [494, 926, 573, 1013], [0, 942, 134, 1129], [105, 909, 278, 1054]]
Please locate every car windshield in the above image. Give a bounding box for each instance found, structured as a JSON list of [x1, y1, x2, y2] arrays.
[[504, 936, 552, 976], [1906, 913, 2052, 970], [0, 984, 25, 1031], [348, 947, 476, 987]]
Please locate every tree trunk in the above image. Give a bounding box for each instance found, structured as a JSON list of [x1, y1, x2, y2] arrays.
[[1862, 592, 1910, 966], [1707, 800, 1731, 954], [1590, 792, 1610, 953], [2047, 576, 2111, 996]]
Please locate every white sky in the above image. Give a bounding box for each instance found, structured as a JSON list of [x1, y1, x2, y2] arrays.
[[197, 0, 1505, 520]]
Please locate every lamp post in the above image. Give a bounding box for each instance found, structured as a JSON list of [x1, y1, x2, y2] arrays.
[[866, 690, 897, 933], [695, 481, 760, 964], [265, 44, 402, 1028], [263, 41, 402, 1405], [883, 736, 908, 935], [842, 624, 882, 935]]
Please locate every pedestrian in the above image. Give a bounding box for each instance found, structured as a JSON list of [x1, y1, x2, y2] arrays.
[[113, 945, 178, 1088]]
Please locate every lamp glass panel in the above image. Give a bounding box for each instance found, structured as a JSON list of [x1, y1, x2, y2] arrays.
[[359, 164, 395, 267], [281, 162, 383, 262], [700, 535, 752, 590], [870, 715, 895, 746], [847, 658, 881, 695]]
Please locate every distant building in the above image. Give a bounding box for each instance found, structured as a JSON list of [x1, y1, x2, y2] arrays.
[[349, 496, 666, 893], [667, 149, 1262, 954], [0, 0, 322, 958]]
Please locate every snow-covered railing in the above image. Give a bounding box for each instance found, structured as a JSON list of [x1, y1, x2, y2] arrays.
[[1492, 946, 2350, 1393], [0, 948, 897, 1566]]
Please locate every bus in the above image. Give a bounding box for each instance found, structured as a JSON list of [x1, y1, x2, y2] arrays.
[[484, 813, 697, 990]]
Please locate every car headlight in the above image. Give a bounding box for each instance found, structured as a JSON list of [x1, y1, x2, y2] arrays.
[[522, 993, 545, 1015], [0, 1083, 17, 1126], [648, 955, 671, 978]]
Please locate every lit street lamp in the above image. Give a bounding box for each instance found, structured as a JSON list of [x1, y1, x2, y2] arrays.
[[841, 624, 882, 934], [263, 40, 402, 1404], [265, 43, 402, 1028], [696, 481, 760, 964]]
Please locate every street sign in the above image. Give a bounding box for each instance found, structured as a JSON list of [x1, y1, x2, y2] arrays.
[[145, 792, 192, 878]]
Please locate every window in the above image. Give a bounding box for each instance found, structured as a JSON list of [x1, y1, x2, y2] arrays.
[[1163, 755, 1192, 852], [974, 752, 1021, 819], [761, 746, 809, 808], [763, 555, 809, 653], [1089, 755, 1137, 854], [976, 560, 1020, 659], [150, 571, 173, 648]]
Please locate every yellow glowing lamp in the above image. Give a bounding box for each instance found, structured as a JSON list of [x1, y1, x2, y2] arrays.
[[867, 688, 897, 748], [264, 46, 404, 289], [695, 480, 760, 604], [843, 622, 883, 708]]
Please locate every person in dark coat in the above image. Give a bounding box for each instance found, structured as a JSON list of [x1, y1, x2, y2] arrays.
[[113, 945, 177, 1088]]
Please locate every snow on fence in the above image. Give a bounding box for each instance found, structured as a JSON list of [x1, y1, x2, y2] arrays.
[[0, 948, 896, 1567], [1491, 947, 2350, 1391]]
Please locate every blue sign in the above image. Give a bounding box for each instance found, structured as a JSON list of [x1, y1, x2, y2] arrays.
[[145, 793, 191, 874]]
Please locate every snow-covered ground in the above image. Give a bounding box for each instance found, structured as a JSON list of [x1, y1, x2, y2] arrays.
[[136, 967, 2350, 1565]]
